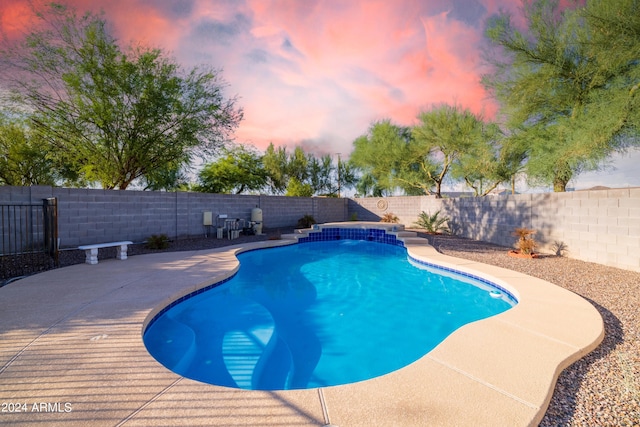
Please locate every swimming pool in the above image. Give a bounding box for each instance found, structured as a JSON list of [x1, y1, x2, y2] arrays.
[[144, 233, 516, 390]]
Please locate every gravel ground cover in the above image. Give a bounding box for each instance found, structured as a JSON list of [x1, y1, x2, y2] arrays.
[[2, 228, 638, 425]]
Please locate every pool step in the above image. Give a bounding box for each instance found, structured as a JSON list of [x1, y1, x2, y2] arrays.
[[394, 231, 430, 246], [222, 326, 273, 389], [280, 233, 299, 241], [400, 237, 430, 245], [394, 231, 417, 238]]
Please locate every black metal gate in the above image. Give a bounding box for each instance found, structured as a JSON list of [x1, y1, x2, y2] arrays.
[[1, 197, 59, 283]]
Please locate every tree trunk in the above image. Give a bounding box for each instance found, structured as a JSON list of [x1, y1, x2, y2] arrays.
[[553, 160, 572, 192], [553, 179, 567, 192]]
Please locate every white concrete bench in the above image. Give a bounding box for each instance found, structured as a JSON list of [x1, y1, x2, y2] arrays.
[[78, 241, 133, 265]]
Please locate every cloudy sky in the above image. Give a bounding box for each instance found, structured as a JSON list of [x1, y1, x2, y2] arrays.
[[1, 0, 638, 191]]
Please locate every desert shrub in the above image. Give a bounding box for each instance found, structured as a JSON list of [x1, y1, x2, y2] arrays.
[[146, 234, 170, 250], [296, 214, 316, 229], [413, 210, 450, 234], [512, 228, 537, 255], [380, 212, 399, 223]]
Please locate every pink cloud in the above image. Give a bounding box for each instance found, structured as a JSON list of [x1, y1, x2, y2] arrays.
[[0, 2, 34, 39], [0, 0, 517, 154], [5, 0, 634, 189]]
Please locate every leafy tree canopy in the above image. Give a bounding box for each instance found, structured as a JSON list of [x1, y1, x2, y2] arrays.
[[350, 106, 513, 197], [262, 143, 289, 194], [0, 116, 58, 186], [285, 177, 313, 197], [196, 144, 267, 194], [349, 120, 421, 195], [0, 2, 242, 190], [483, 0, 640, 191], [262, 143, 355, 196], [412, 104, 504, 197]]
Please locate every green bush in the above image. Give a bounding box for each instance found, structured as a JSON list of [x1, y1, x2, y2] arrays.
[[296, 214, 316, 229], [145, 234, 170, 250]]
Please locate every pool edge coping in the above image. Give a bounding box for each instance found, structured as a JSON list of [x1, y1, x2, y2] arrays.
[[140, 223, 605, 426]]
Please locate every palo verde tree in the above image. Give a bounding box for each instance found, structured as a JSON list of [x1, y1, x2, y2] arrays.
[[577, 0, 640, 148], [412, 104, 502, 198], [450, 124, 525, 196], [350, 119, 429, 196], [351, 107, 516, 197], [483, 0, 640, 191], [354, 173, 389, 197], [0, 3, 242, 189]]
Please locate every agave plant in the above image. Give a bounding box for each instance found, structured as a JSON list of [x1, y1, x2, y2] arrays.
[[413, 210, 450, 234]]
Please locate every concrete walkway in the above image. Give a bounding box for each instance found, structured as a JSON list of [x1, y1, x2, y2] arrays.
[[0, 232, 603, 426]]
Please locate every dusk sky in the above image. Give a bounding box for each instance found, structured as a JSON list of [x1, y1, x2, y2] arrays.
[[1, 0, 638, 191]]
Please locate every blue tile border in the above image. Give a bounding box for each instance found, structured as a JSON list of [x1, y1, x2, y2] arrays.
[[144, 273, 236, 333], [408, 255, 519, 304]]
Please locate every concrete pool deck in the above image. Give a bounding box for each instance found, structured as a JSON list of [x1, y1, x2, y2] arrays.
[[0, 224, 603, 426]]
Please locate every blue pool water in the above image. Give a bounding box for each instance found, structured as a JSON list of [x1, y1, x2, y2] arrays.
[[144, 239, 516, 390]]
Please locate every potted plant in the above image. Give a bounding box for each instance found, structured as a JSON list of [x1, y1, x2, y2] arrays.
[[509, 227, 539, 258]]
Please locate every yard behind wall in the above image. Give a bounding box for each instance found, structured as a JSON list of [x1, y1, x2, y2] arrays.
[[1, 186, 638, 272], [349, 188, 640, 272]]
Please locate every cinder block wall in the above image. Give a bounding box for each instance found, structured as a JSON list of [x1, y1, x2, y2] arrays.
[[0, 186, 347, 248], [2, 186, 638, 271], [313, 197, 349, 224], [258, 195, 312, 228], [348, 189, 640, 272]]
